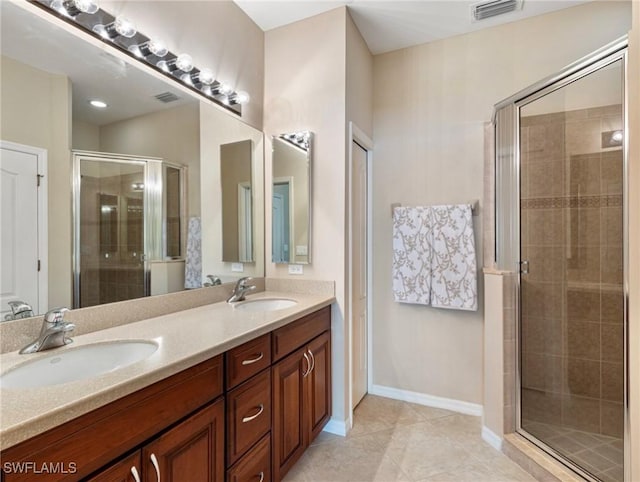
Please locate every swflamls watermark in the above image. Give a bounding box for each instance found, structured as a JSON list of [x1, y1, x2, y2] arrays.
[[3, 461, 78, 474]]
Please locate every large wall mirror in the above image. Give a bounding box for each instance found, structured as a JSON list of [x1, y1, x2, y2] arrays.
[[0, 1, 264, 319], [272, 131, 312, 264]]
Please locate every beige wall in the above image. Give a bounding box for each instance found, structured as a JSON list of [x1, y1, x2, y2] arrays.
[[373, 2, 631, 405], [0, 55, 73, 309], [99, 103, 201, 216], [628, 2, 640, 480], [72, 120, 100, 151], [264, 7, 350, 428], [100, 0, 264, 130], [200, 102, 265, 283], [346, 11, 374, 138]]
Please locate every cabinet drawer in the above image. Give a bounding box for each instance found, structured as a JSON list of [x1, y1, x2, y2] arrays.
[[227, 370, 271, 466], [226, 334, 271, 389], [226, 434, 271, 482], [272, 306, 330, 362]]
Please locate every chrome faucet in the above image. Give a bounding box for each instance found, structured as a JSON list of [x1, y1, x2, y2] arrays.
[[227, 277, 256, 303], [204, 274, 222, 287], [4, 301, 34, 321], [19, 308, 75, 354]]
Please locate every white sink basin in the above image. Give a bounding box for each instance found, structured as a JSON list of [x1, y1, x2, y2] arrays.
[[0, 340, 158, 389], [234, 298, 298, 312]]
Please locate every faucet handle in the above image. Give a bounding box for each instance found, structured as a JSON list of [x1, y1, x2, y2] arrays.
[[239, 276, 254, 287], [44, 307, 70, 325]]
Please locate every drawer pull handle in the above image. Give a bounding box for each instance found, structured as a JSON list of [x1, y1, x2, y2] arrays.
[[242, 352, 264, 365], [131, 466, 141, 482], [150, 453, 161, 482], [307, 349, 315, 374], [258, 471, 265, 482], [242, 404, 264, 423], [302, 352, 311, 377]]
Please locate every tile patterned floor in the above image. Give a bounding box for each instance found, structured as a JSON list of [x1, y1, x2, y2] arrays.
[[523, 421, 624, 482], [283, 395, 537, 482]]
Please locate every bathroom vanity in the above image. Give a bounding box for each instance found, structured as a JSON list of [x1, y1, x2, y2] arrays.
[[0, 296, 333, 482]]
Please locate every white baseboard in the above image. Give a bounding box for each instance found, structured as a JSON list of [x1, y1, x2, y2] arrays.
[[322, 417, 348, 437], [481, 425, 503, 451], [369, 384, 483, 417]]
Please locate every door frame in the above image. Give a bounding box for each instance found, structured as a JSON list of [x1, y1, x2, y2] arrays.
[[347, 122, 373, 429], [0, 140, 48, 315]]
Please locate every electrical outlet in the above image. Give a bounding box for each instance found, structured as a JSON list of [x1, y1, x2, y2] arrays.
[[288, 264, 303, 275], [231, 263, 244, 272]]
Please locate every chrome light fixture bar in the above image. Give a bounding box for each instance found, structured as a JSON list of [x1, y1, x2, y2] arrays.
[[32, 0, 250, 115]]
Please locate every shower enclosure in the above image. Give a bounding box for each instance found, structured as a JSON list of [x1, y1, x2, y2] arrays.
[[494, 38, 628, 482], [73, 152, 185, 308]]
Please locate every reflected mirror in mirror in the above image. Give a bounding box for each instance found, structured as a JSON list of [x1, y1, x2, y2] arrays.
[[0, 1, 264, 318], [221, 140, 254, 263], [272, 131, 312, 264]]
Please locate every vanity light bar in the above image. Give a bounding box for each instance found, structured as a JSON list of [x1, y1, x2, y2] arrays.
[[32, 0, 250, 115]]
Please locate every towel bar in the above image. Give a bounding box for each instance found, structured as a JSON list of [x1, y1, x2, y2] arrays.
[[390, 200, 479, 217]]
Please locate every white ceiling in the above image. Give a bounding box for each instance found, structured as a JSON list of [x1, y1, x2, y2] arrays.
[[234, 0, 589, 54]]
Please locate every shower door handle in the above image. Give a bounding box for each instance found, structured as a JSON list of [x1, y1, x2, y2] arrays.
[[519, 260, 529, 275]]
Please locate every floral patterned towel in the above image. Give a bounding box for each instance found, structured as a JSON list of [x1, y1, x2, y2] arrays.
[[430, 205, 477, 311], [392, 206, 433, 305], [184, 217, 202, 289], [392, 205, 477, 311]]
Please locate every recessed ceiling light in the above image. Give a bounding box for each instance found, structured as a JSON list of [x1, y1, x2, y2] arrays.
[[89, 99, 108, 108]]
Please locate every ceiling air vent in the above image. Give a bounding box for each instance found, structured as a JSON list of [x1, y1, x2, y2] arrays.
[[154, 92, 180, 103], [471, 0, 521, 21]]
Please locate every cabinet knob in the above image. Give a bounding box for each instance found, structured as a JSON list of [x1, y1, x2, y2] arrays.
[[150, 453, 161, 482], [258, 471, 265, 482], [241, 352, 264, 365], [242, 404, 264, 423], [130, 466, 141, 482]]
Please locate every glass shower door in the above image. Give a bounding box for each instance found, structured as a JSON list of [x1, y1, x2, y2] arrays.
[[78, 158, 147, 307], [519, 58, 625, 481]]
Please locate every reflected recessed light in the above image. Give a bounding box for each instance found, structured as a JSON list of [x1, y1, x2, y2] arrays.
[[90, 99, 108, 108]]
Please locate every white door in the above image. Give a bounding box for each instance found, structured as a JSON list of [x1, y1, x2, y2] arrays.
[[352, 140, 368, 408], [0, 142, 46, 319]]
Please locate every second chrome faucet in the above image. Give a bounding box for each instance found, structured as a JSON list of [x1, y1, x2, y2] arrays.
[[227, 277, 256, 303], [19, 308, 75, 354]]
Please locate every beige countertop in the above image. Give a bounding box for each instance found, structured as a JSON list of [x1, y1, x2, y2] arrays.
[[0, 291, 334, 451]]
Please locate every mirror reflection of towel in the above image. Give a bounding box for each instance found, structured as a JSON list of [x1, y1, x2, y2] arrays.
[[184, 217, 202, 289], [392, 205, 477, 311]]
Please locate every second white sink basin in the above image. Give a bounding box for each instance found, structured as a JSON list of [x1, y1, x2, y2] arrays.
[[234, 298, 298, 312], [0, 340, 158, 389]]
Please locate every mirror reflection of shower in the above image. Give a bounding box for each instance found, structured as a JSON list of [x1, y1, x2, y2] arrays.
[[74, 152, 185, 308]]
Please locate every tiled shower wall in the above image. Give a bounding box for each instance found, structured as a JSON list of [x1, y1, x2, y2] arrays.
[[520, 104, 624, 439]]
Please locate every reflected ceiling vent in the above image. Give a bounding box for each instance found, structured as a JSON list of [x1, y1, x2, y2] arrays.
[[471, 0, 522, 21], [154, 92, 180, 103]]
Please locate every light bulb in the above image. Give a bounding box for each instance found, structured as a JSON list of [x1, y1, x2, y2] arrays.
[[115, 16, 137, 38], [157, 60, 171, 73], [218, 82, 233, 96], [180, 73, 194, 86], [148, 39, 168, 58], [176, 54, 193, 73], [199, 68, 215, 85], [234, 91, 250, 105], [73, 0, 98, 14], [89, 99, 108, 108]]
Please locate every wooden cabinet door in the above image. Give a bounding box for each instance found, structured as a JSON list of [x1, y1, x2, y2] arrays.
[[271, 347, 308, 482], [86, 452, 142, 482], [306, 332, 331, 443], [142, 399, 224, 482]]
